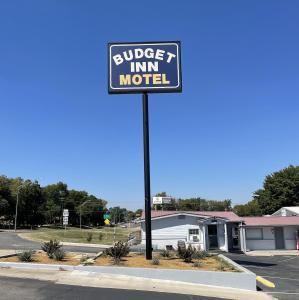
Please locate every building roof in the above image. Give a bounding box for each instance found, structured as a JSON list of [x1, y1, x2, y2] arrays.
[[141, 210, 242, 222], [276, 207, 299, 215], [242, 216, 299, 226]]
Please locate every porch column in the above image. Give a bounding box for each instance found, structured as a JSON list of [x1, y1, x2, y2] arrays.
[[224, 223, 228, 252]]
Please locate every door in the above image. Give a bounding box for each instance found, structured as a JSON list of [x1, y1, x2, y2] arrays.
[[208, 224, 218, 248], [274, 227, 285, 249]]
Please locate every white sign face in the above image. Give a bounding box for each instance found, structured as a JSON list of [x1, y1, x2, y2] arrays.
[[63, 216, 68, 225], [63, 209, 69, 217], [152, 197, 172, 204]]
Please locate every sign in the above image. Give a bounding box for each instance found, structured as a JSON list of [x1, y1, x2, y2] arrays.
[[63, 209, 69, 217], [108, 41, 182, 94], [104, 219, 110, 225], [103, 213, 111, 220], [152, 196, 172, 205], [63, 216, 68, 225]]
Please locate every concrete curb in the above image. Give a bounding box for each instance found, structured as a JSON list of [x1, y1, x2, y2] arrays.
[[0, 258, 257, 291]]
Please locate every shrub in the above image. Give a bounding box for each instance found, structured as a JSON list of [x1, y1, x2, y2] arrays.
[[17, 250, 33, 262], [177, 244, 196, 263], [41, 240, 62, 259], [160, 250, 171, 258], [151, 257, 160, 265], [104, 241, 130, 264], [192, 250, 209, 260], [86, 232, 93, 242], [98, 232, 103, 241], [193, 261, 202, 268], [53, 249, 65, 261]]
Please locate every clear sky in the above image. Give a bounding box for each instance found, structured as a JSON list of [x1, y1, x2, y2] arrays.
[[1, 1, 298, 210]]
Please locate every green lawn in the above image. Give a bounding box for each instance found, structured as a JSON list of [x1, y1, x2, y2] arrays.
[[19, 226, 140, 245]]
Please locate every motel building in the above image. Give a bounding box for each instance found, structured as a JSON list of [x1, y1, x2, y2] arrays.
[[140, 207, 299, 252]]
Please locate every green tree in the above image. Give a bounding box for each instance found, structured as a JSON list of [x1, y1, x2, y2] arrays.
[[253, 165, 299, 215], [233, 199, 262, 216], [42, 182, 68, 224]]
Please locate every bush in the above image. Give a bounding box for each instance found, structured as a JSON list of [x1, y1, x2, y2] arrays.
[[193, 261, 202, 268], [86, 232, 93, 242], [160, 250, 171, 258], [177, 244, 196, 263], [53, 249, 65, 261], [104, 241, 130, 264], [18, 250, 33, 262], [192, 250, 209, 260], [151, 257, 160, 265], [98, 232, 103, 241], [41, 240, 62, 259]]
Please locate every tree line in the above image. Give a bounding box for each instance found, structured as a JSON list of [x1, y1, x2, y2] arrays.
[[153, 192, 232, 211], [153, 165, 299, 217], [0, 175, 108, 228]]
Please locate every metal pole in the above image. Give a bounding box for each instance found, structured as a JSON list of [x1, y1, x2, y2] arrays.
[[80, 206, 82, 230], [142, 92, 152, 260], [14, 190, 19, 232]]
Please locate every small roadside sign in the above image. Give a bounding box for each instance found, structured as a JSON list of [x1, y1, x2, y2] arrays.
[[104, 219, 110, 225], [104, 213, 111, 220], [63, 209, 69, 217]]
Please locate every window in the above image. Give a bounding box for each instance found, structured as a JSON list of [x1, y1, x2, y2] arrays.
[[189, 229, 199, 235], [246, 228, 263, 240]]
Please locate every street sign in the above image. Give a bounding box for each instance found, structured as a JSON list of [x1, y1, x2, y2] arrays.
[[63, 209, 69, 217], [152, 196, 172, 205], [63, 216, 68, 225], [103, 213, 111, 220], [104, 219, 110, 225], [108, 41, 182, 94]]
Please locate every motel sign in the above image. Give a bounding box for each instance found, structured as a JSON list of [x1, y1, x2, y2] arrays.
[[108, 42, 182, 93]]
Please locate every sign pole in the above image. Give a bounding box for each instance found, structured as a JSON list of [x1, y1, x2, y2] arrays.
[[142, 92, 152, 260]]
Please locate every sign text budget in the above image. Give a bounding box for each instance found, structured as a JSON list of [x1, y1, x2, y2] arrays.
[[108, 42, 182, 93]]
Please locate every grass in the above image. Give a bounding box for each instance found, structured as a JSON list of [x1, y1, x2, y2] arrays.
[[19, 226, 139, 245]]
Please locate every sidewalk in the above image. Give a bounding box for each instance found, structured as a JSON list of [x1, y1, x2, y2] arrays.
[[0, 268, 273, 300]]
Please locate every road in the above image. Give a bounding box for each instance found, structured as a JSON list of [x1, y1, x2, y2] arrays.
[[0, 231, 103, 254], [226, 252, 299, 300], [0, 276, 219, 300]]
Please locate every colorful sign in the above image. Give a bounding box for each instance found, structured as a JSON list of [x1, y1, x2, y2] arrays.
[[108, 41, 182, 94], [103, 213, 111, 220], [104, 219, 110, 225]]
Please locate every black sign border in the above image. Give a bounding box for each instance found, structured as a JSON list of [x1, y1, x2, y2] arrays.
[[107, 41, 182, 94]]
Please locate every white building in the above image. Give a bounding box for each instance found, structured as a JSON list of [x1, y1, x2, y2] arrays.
[[240, 216, 299, 251], [140, 208, 299, 252], [140, 211, 243, 251], [272, 207, 299, 217]]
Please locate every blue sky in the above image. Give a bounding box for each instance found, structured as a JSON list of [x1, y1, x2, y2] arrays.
[[1, 1, 298, 210]]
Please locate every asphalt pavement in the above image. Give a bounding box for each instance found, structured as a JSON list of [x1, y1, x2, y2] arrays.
[[225, 252, 299, 300], [0, 231, 103, 253], [0, 276, 220, 300]]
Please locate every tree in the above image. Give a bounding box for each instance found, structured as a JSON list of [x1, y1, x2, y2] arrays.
[[253, 165, 299, 215], [15, 180, 44, 226], [233, 199, 262, 216], [42, 182, 68, 224]]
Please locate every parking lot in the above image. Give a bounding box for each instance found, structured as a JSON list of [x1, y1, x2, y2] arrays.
[[226, 253, 299, 300]]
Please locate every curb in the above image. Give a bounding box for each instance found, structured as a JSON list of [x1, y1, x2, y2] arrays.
[[0, 259, 257, 291]]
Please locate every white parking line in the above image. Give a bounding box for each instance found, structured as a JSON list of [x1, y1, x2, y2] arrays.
[[276, 256, 299, 263], [260, 275, 299, 282]]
